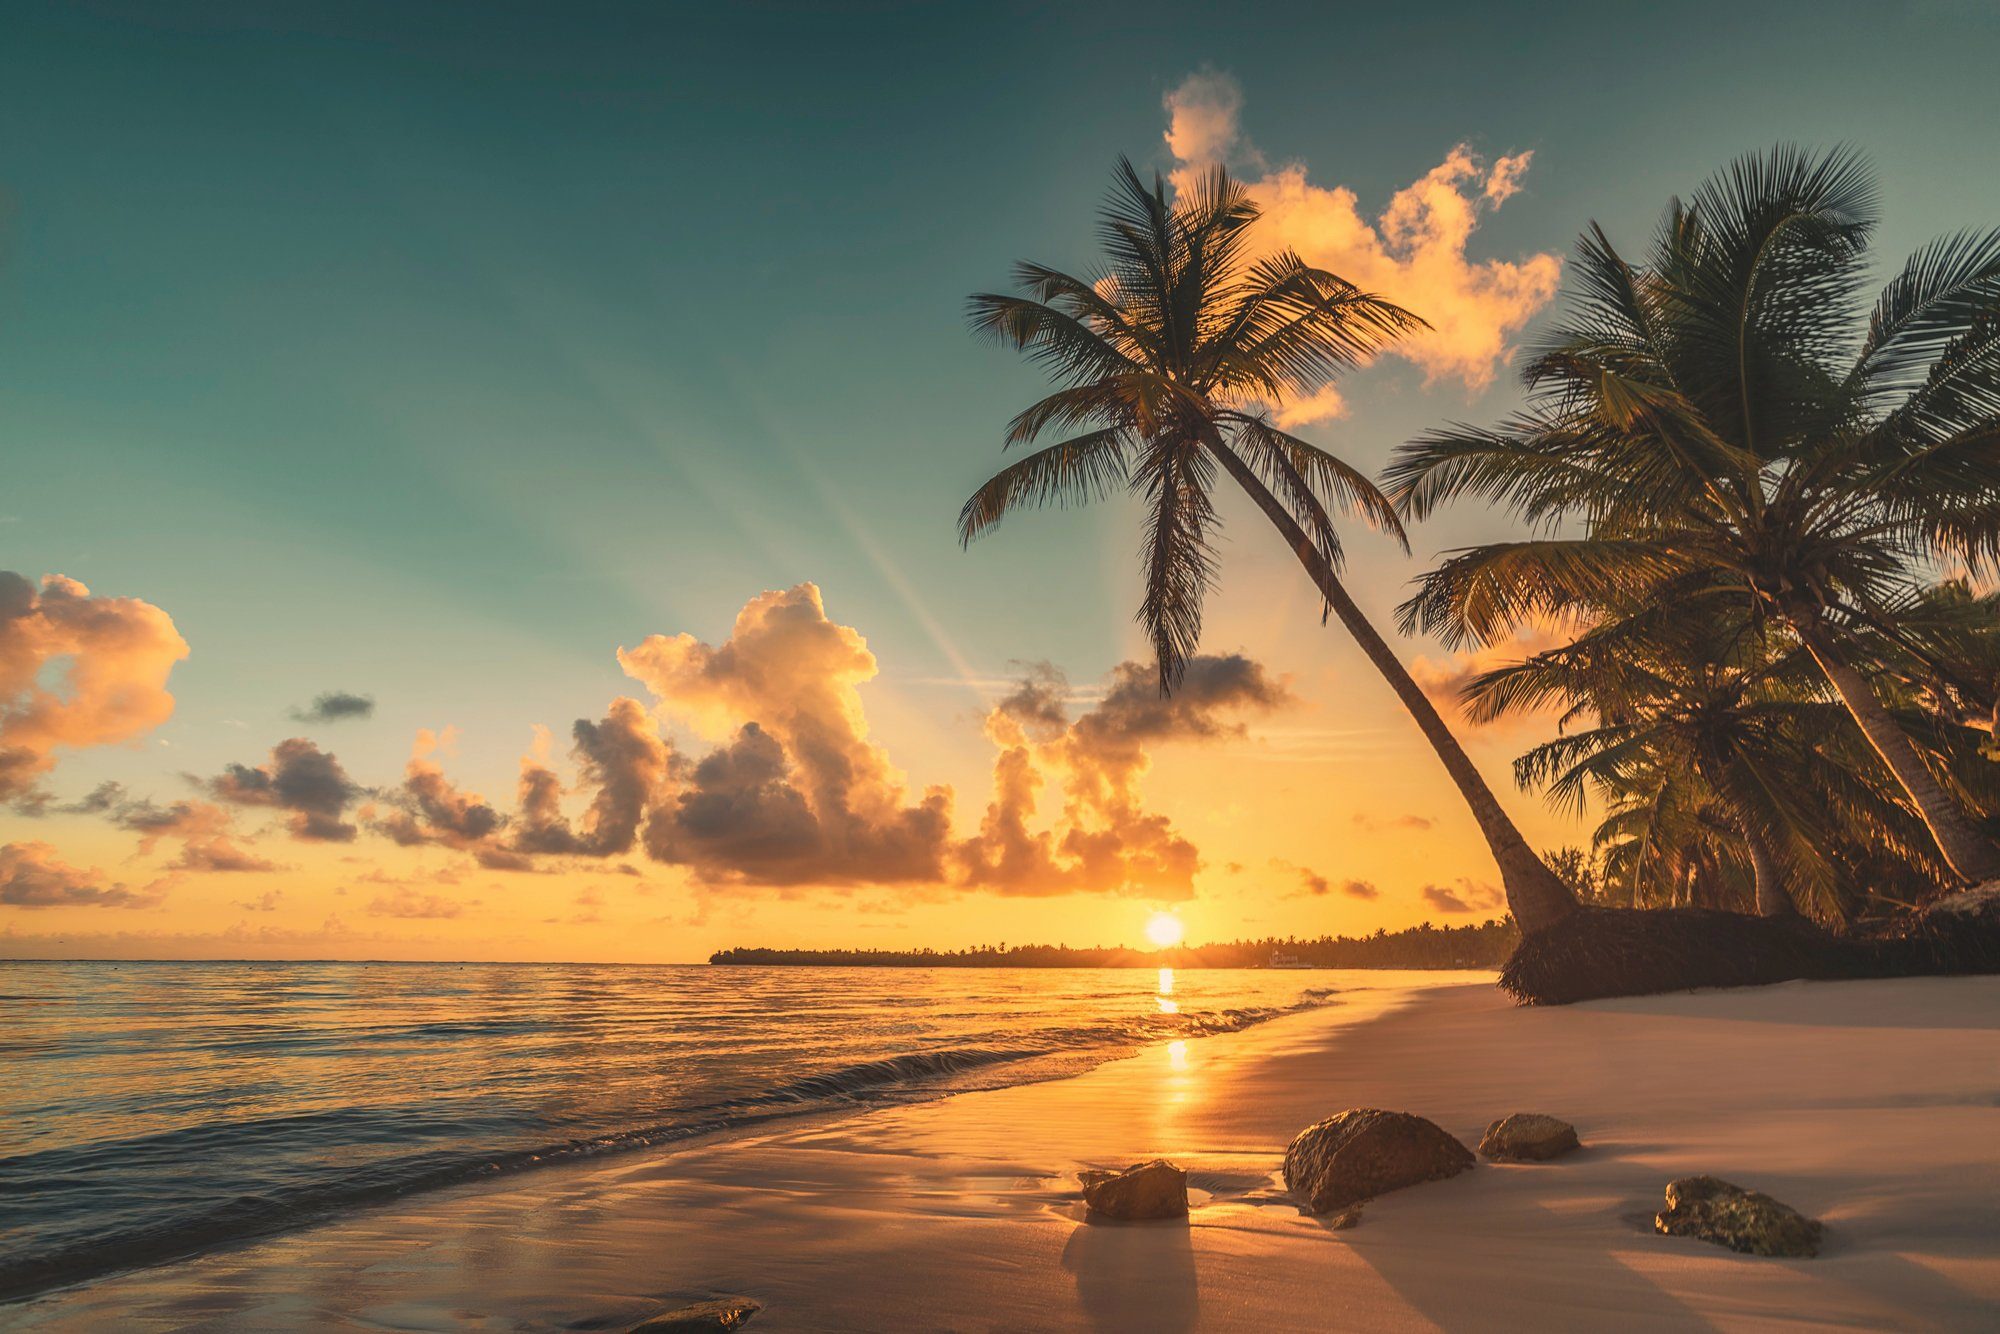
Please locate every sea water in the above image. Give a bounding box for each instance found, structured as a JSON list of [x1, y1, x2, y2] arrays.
[[0, 961, 1346, 1301]]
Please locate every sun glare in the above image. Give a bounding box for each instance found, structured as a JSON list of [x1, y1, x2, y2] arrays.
[[1145, 912, 1184, 948]]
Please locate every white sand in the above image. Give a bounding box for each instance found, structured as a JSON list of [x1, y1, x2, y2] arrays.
[[12, 974, 2000, 1331]]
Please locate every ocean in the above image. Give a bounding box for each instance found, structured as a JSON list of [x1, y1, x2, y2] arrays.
[[0, 960, 1342, 1302]]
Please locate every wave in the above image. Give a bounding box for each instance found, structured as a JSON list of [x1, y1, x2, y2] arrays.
[[0, 989, 1336, 1305]]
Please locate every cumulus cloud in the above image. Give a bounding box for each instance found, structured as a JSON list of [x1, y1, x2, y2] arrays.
[[114, 796, 281, 873], [514, 699, 675, 859], [1420, 878, 1504, 914], [0, 572, 189, 800], [209, 737, 362, 841], [1162, 67, 1243, 166], [55, 584, 1291, 902], [459, 586, 1293, 898], [1162, 70, 1562, 408], [621, 584, 955, 887], [958, 654, 1292, 899], [0, 841, 157, 908], [291, 691, 375, 723], [373, 727, 506, 847]]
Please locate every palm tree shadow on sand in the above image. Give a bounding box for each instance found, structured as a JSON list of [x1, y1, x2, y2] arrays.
[[1060, 1217, 1198, 1333]]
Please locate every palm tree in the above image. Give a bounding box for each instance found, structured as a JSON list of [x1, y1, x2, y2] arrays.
[[1467, 607, 1945, 919], [1389, 146, 2000, 889], [959, 160, 1580, 932]]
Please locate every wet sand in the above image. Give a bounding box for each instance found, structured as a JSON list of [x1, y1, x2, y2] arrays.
[[10, 974, 2000, 1331]]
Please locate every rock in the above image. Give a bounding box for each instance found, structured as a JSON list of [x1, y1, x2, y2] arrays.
[[1654, 1176, 1823, 1258], [629, 1297, 763, 1332], [1478, 1113, 1581, 1162], [1282, 1109, 1474, 1214], [1079, 1159, 1188, 1220]]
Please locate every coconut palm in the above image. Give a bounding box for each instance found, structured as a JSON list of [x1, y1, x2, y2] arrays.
[[1467, 608, 1946, 919], [1388, 146, 2000, 888], [959, 160, 1580, 932]]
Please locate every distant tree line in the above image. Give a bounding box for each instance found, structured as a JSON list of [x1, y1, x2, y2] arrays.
[[709, 918, 1519, 970]]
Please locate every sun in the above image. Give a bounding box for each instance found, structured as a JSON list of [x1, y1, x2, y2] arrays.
[[1144, 911, 1185, 948]]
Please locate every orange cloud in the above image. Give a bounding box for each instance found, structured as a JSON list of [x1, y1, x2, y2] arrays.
[[117, 797, 281, 874], [0, 572, 188, 800], [620, 584, 954, 887], [1410, 622, 1575, 731], [1162, 71, 1562, 405], [0, 841, 159, 909], [959, 656, 1292, 899]]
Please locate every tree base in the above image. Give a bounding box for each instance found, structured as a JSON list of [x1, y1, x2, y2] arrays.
[[1499, 897, 2000, 1006]]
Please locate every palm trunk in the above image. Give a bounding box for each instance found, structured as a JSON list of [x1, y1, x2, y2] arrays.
[[1742, 824, 1795, 917], [1208, 444, 1578, 932], [1794, 620, 2000, 887]]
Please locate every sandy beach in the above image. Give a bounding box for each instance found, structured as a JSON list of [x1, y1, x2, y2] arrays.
[[10, 972, 2000, 1332]]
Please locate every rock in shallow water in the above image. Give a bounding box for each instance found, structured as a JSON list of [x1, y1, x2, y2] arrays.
[[1283, 1109, 1473, 1214], [1477, 1113, 1581, 1162], [1079, 1159, 1189, 1220], [1654, 1176, 1823, 1258], [629, 1297, 763, 1332]]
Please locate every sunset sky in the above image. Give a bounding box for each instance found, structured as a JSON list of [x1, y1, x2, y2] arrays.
[[6, 0, 2000, 960]]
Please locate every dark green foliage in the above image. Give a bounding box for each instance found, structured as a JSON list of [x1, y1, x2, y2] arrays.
[[1501, 897, 2000, 1004], [711, 918, 1520, 970]]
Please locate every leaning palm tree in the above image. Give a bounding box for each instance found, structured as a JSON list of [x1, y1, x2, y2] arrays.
[[959, 160, 1580, 932], [1389, 146, 2000, 890], [1469, 607, 1947, 919]]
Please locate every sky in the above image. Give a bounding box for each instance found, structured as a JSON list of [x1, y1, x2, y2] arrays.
[[5, 0, 2000, 961]]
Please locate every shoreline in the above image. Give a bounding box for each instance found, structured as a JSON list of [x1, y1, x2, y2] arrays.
[[12, 974, 2000, 1330]]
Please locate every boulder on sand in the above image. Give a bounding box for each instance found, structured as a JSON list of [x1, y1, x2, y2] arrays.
[[1282, 1110, 1473, 1215], [1079, 1159, 1188, 1220], [1654, 1176, 1823, 1258], [629, 1296, 763, 1332], [1477, 1113, 1581, 1162]]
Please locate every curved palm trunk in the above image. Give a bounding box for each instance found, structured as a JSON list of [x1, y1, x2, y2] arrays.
[[1742, 824, 1796, 917], [1206, 444, 1578, 933], [1794, 621, 2000, 887]]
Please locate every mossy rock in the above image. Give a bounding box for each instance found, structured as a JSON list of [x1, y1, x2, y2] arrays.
[[1654, 1176, 1823, 1258]]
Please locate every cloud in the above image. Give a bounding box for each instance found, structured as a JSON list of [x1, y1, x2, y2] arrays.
[[1419, 878, 1504, 914], [622, 584, 955, 887], [513, 698, 675, 858], [0, 841, 157, 908], [1410, 622, 1576, 730], [291, 691, 375, 723], [1276, 859, 1378, 900], [1352, 811, 1434, 833], [114, 796, 281, 873], [235, 889, 283, 912], [210, 738, 362, 841], [365, 888, 467, 919], [958, 654, 1292, 899], [49, 583, 1294, 903], [372, 727, 506, 847], [0, 572, 189, 800], [1162, 67, 1243, 165], [1161, 71, 1562, 404], [478, 586, 1292, 899]]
